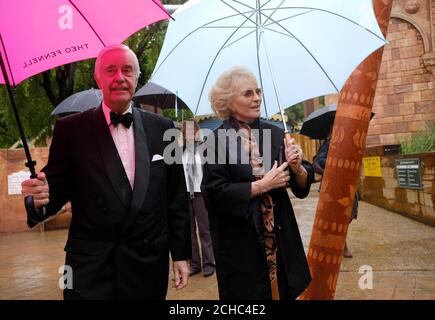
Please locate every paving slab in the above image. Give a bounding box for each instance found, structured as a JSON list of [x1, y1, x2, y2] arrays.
[[1, 182, 434, 300]]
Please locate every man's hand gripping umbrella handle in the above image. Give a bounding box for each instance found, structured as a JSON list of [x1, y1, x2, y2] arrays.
[[24, 169, 47, 224], [25, 196, 47, 224]]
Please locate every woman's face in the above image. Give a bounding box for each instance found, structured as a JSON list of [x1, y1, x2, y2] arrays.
[[231, 78, 261, 123]]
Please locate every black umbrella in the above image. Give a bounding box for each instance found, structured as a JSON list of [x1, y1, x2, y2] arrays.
[[51, 88, 102, 116], [300, 105, 337, 140], [300, 104, 375, 140], [133, 82, 189, 111]]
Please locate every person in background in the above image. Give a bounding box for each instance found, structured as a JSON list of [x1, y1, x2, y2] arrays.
[[21, 44, 191, 299], [201, 66, 314, 300], [180, 121, 215, 277]]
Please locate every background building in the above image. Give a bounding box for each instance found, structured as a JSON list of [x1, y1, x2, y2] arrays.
[[320, 0, 434, 147]]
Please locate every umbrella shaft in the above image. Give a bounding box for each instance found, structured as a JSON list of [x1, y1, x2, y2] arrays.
[[280, 108, 288, 133], [0, 55, 37, 178]]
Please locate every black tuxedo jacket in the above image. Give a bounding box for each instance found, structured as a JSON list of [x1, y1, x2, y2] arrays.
[[41, 106, 190, 299]]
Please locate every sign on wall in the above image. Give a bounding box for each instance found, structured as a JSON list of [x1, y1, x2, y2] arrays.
[[8, 171, 30, 195], [396, 158, 422, 190], [363, 156, 382, 177]]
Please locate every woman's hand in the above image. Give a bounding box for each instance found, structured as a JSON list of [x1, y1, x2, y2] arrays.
[[255, 161, 290, 194], [284, 136, 305, 175]]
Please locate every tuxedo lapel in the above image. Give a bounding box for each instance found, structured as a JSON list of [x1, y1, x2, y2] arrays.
[[121, 108, 150, 234], [93, 106, 132, 208]]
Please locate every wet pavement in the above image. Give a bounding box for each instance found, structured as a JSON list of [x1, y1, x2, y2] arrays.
[[1, 182, 434, 300]]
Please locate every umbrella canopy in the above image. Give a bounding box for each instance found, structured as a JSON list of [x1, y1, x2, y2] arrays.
[[150, 0, 386, 124], [0, 0, 170, 86], [0, 0, 170, 179], [300, 104, 375, 140], [51, 88, 102, 116], [300, 104, 337, 140], [133, 82, 189, 110]]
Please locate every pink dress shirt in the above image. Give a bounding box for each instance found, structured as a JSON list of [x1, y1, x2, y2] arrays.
[[102, 103, 136, 189]]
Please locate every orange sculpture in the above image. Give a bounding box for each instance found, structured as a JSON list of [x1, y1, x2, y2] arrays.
[[300, 0, 393, 300]]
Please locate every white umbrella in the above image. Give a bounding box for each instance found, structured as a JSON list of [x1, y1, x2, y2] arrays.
[[151, 0, 386, 131]]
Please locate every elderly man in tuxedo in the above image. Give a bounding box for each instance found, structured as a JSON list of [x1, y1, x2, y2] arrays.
[[21, 44, 191, 299]]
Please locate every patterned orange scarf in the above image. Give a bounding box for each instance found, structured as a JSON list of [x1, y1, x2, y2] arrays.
[[237, 120, 280, 300]]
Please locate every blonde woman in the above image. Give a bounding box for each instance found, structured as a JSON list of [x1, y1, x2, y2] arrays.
[[201, 66, 314, 300]]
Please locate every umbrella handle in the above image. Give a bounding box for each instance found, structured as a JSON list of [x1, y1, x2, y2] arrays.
[[24, 196, 47, 225], [284, 132, 300, 166]]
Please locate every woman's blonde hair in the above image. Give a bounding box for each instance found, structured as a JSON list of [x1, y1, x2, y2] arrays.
[[208, 66, 257, 119]]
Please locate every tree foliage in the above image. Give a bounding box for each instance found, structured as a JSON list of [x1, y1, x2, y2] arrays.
[[401, 121, 435, 154], [285, 103, 304, 124]]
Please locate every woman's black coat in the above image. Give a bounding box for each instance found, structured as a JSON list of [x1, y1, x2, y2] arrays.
[[201, 119, 313, 300]]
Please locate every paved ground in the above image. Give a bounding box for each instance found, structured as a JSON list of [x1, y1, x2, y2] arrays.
[[1, 182, 434, 300]]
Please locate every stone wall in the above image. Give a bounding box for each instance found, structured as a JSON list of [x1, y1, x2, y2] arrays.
[[325, 0, 435, 147], [360, 147, 434, 226], [368, 16, 434, 146]]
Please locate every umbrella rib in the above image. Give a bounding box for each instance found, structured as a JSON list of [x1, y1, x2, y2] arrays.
[[260, 0, 285, 26], [258, 11, 340, 91], [0, 33, 16, 86], [194, 11, 258, 115], [152, 10, 256, 77], [222, 29, 256, 49], [220, 0, 259, 27], [262, 34, 283, 118], [256, 25, 295, 40], [226, 0, 273, 12], [202, 25, 256, 29], [67, 0, 106, 46], [153, 1, 283, 76], [263, 9, 314, 28], [217, 1, 275, 52], [257, 6, 385, 92], [263, 6, 386, 43], [255, 0, 268, 118], [150, 0, 175, 21], [215, 0, 284, 117]]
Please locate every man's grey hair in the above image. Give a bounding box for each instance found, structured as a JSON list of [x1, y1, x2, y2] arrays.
[[94, 44, 141, 79]]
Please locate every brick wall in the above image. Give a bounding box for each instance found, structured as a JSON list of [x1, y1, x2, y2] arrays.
[[433, 0, 435, 48], [360, 148, 435, 227], [368, 17, 434, 147], [325, 5, 435, 148]]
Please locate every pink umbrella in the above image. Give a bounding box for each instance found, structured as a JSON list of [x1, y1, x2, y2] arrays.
[[0, 0, 170, 222], [0, 0, 169, 85], [0, 0, 170, 174]]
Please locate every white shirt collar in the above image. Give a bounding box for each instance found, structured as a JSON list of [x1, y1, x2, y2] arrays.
[[102, 102, 133, 127]]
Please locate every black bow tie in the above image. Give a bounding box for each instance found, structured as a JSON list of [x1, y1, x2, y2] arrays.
[[110, 111, 133, 128]]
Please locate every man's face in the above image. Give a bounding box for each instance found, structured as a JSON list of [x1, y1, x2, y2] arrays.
[[95, 49, 138, 113]]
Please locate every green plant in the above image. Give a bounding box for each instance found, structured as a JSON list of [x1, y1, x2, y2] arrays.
[[401, 120, 435, 154]]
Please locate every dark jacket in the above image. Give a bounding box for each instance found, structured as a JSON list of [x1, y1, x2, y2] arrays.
[[201, 119, 313, 299], [40, 106, 190, 299]]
